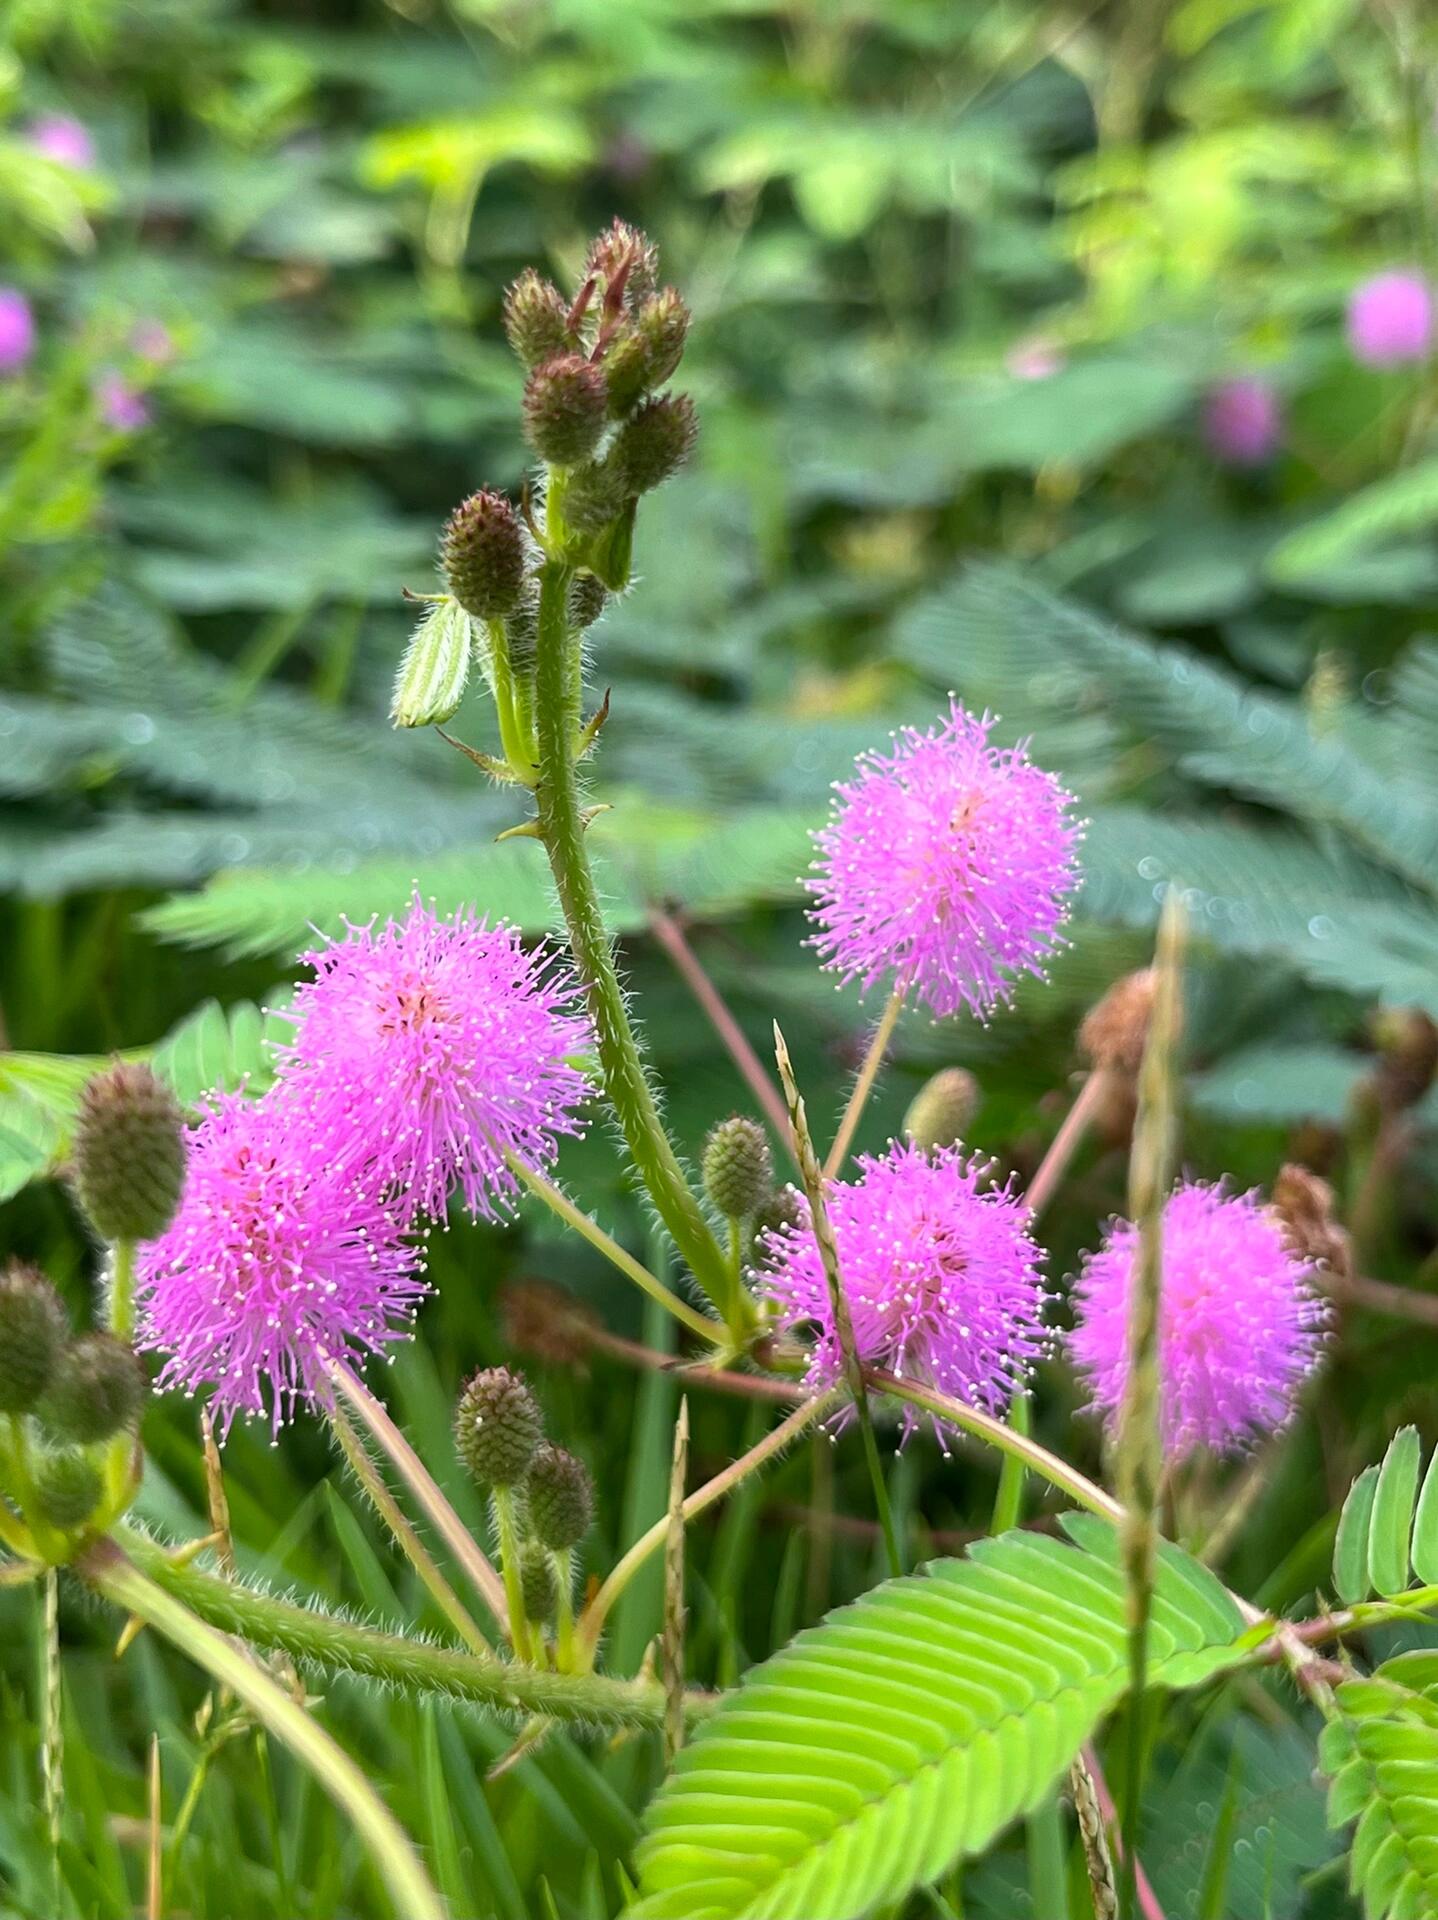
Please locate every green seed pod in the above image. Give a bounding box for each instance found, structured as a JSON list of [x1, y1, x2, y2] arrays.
[[903, 1068, 981, 1155], [611, 393, 697, 496], [38, 1332, 144, 1445], [0, 1263, 67, 1414], [390, 598, 472, 729], [522, 354, 608, 468], [568, 570, 608, 631], [526, 1444, 594, 1549], [702, 1116, 772, 1221], [503, 268, 572, 369], [32, 1449, 103, 1531], [454, 1366, 542, 1488], [749, 1186, 805, 1272], [441, 490, 527, 621], [518, 1540, 557, 1623], [72, 1062, 186, 1244]]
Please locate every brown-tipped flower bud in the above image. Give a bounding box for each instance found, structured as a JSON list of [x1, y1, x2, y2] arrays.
[[499, 1280, 596, 1370], [749, 1186, 805, 1272], [702, 1116, 772, 1221], [503, 268, 572, 369], [903, 1068, 981, 1154], [32, 1449, 103, 1531], [584, 219, 659, 311], [454, 1366, 542, 1488], [39, 1332, 144, 1445], [563, 456, 626, 537], [519, 1540, 557, 1623], [73, 1062, 186, 1244], [527, 1444, 594, 1549], [611, 392, 697, 496], [391, 598, 472, 729], [1271, 1163, 1352, 1280], [603, 289, 690, 416], [441, 490, 527, 620], [522, 354, 608, 468], [0, 1263, 67, 1414], [1078, 969, 1157, 1076], [568, 570, 608, 631], [1371, 1007, 1438, 1109]]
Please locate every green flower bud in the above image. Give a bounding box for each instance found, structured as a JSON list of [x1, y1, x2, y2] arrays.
[[568, 571, 608, 631], [38, 1332, 144, 1446], [0, 1263, 67, 1414], [32, 1449, 103, 1531], [702, 1116, 772, 1221], [519, 1540, 557, 1623], [903, 1068, 981, 1155], [584, 220, 659, 312], [454, 1366, 542, 1488], [526, 1444, 594, 1549], [390, 598, 472, 730], [523, 354, 608, 468], [503, 268, 572, 370], [611, 393, 697, 496], [605, 288, 691, 416], [441, 490, 527, 621], [72, 1062, 185, 1245], [564, 457, 626, 537], [749, 1186, 805, 1272]]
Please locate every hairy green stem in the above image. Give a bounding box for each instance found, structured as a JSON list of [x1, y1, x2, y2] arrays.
[[492, 1487, 533, 1663], [108, 1240, 136, 1340]]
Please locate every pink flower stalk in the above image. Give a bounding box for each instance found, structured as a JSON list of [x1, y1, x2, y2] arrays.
[[1347, 270, 1433, 367], [276, 897, 593, 1224], [0, 289, 35, 372], [1203, 377, 1281, 466], [762, 1140, 1048, 1434], [136, 1093, 428, 1438], [95, 372, 149, 431], [1070, 1179, 1327, 1459], [28, 113, 95, 169], [808, 700, 1082, 1020]]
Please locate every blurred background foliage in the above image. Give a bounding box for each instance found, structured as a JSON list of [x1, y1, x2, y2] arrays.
[[3, 0, 1438, 1914]]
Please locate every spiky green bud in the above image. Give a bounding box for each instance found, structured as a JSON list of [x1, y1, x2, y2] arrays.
[[390, 598, 472, 729], [38, 1331, 144, 1445], [441, 490, 527, 621], [72, 1062, 185, 1244], [503, 268, 572, 369], [32, 1449, 103, 1531], [526, 1444, 594, 1549], [0, 1263, 67, 1414], [749, 1186, 805, 1272], [604, 288, 690, 416], [568, 571, 608, 631], [611, 392, 697, 496], [519, 1540, 557, 1623], [454, 1366, 542, 1488], [903, 1068, 981, 1155], [523, 354, 608, 468], [702, 1116, 772, 1221]]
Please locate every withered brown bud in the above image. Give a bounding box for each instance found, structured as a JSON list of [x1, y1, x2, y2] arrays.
[[499, 1280, 596, 1370], [1370, 1007, 1438, 1110], [1271, 1163, 1352, 1280], [1078, 969, 1158, 1075]]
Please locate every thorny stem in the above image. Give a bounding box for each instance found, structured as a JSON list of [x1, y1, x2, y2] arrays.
[[824, 988, 904, 1180], [1025, 1069, 1113, 1218]]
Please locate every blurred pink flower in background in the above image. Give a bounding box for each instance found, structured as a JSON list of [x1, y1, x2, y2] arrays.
[[28, 113, 96, 169], [95, 372, 149, 430], [1203, 376, 1282, 466], [132, 319, 176, 364], [1346, 270, 1433, 367], [0, 289, 35, 372], [1006, 337, 1065, 381]]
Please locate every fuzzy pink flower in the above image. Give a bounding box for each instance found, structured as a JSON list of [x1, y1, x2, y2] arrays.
[[276, 897, 593, 1224], [28, 114, 95, 170], [808, 700, 1082, 1019], [0, 289, 35, 373], [1203, 377, 1281, 466], [136, 1093, 428, 1438], [95, 372, 149, 431], [762, 1140, 1048, 1433], [1347, 271, 1433, 367], [1070, 1179, 1326, 1459]]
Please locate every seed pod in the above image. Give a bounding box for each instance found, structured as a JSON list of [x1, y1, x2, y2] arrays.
[[903, 1068, 980, 1154], [702, 1116, 772, 1221], [611, 392, 697, 495], [527, 1444, 594, 1549], [568, 571, 608, 631], [454, 1366, 542, 1488], [0, 1263, 67, 1414], [73, 1062, 186, 1244], [39, 1332, 144, 1445], [519, 1540, 557, 1623], [503, 268, 572, 369], [390, 599, 472, 729], [1078, 969, 1158, 1076], [522, 353, 608, 468], [33, 1449, 103, 1531], [441, 490, 527, 621]]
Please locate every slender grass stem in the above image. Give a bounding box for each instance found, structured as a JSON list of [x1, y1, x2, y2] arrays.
[[824, 988, 904, 1180]]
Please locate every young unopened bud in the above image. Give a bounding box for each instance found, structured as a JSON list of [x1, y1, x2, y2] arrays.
[[454, 1366, 542, 1488], [441, 490, 527, 620], [519, 1540, 557, 1623], [903, 1068, 980, 1154], [1078, 969, 1157, 1076], [584, 219, 659, 311], [1371, 1007, 1438, 1109], [523, 354, 608, 468], [749, 1186, 805, 1272], [603, 289, 690, 416], [503, 268, 572, 369], [73, 1062, 185, 1244], [568, 570, 608, 630], [39, 1332, 144, 1444], [33, 1449, 103, 1531], [563, 456, 626, 537], [702, 1116, 772, 1221], [1271, 1163, 1352, 1280], [611, 392, 697, 495], [0, 1263, 67, 1413], [391, 599, 472, 729], [527, 1444, 594, 1549]]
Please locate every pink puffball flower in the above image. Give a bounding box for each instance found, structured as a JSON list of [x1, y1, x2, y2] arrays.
[[1203, 377, 1281, 466], [762, 1140, 1048, 1435], [1346, 270, 1434, 367], [28, 113, 95, 170], [0, 289, 35, 373], [136, 1092, 428, 1439], [276, 897, 593, 1225], [95, 372, 149, 431], [808, 699, 1082, 1020], [1006, 338, 1065, 382], [1070, 1179, 1327, 1460]]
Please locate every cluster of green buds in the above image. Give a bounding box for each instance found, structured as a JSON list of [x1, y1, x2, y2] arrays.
[[391, 219, 697, 778], [454, 1365, 594, 1665]]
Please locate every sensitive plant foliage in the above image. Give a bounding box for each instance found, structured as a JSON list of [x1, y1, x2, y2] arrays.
[[807, 700, 1082, 1019], [1070, 1179, 1327, 1458], [763, 1140, 1048, 1427]]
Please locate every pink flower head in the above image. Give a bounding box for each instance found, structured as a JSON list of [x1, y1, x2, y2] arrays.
[[808, 700, 1082, 1020], [28, 113, 95, 169], [95, 372, 149, 431], [1347, 270, 1433, 367], [136, 1093, 428, 1438], [1203, 377, 1281, 466], [131, 319, 176, 365], [276, 896, 593, 1224], [1070, 1179, 1327, 1459], [762, 1140, 1048, 1434], [1006, 338, 1064, 382], [0, 289, 35, 372]]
